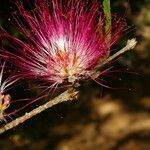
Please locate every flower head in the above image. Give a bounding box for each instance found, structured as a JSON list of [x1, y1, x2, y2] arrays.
[[1, 0, 127, 86], [0, 62, 19, 120]]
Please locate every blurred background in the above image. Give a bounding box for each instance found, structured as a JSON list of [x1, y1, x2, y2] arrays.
[[0, 0, 150, 150]]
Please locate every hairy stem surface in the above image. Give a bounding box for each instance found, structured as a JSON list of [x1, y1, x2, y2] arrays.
[[0, 89, 78, 134]]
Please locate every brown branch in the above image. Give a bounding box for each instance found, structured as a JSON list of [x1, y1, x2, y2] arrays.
[[0, 88, 78, 134], [96, 38, 137, 69], [0, 39, 137, 135]]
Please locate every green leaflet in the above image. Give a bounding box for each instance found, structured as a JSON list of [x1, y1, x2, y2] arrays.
[[102, 0, 111, 39]]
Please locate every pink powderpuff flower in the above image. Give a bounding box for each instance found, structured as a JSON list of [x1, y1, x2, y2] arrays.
[[0, 62, 19, 121], [0, 0, 127, 88]]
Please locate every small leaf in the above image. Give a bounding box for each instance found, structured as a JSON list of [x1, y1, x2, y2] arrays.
[[102, 0, 111, 39]]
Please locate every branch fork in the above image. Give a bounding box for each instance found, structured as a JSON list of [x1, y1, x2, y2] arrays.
[[0, 38, 137, 135]]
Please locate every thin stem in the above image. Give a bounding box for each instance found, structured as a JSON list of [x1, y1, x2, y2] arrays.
[[0, 88, 78, 134], [96, 38, 137, 69], [0, 38, 137, 135]]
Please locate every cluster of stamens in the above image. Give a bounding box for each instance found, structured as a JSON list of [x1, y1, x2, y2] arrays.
[[0, 93, 11, 120]]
